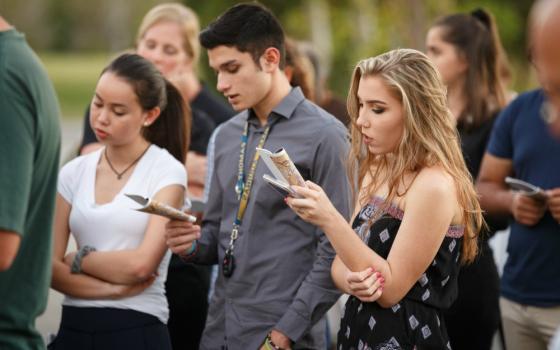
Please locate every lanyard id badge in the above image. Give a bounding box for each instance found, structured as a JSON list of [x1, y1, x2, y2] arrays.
[[223, 121, 271, 277]]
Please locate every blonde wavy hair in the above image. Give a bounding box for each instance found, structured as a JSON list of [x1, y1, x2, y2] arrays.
[[137, 3, 201, 68], [347, 49, 483, 263]]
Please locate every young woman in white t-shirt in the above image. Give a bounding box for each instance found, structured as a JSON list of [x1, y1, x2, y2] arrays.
[[49, 53, 189, 350]]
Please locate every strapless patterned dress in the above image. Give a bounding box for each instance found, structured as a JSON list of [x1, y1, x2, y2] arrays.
[[337, 196, 464, 350]]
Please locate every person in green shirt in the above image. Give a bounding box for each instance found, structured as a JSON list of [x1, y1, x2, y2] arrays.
[[0, 14, 61, 350]]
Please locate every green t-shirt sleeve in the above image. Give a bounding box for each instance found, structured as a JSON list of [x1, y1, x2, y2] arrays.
[[0, 84, 34, 236]]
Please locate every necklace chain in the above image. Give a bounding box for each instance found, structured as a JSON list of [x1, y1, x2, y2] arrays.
[[104, 144, 151, 180]]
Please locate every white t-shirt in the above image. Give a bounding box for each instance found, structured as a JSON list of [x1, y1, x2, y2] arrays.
[[57, 145, 186, 323]]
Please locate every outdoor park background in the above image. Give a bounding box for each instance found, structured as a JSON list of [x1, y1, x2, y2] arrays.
[[2, 0, 535, 346], [4, 0, 538, 126]]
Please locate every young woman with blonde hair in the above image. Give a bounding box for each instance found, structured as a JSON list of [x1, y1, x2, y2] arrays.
[[287, 48, 484, 348]]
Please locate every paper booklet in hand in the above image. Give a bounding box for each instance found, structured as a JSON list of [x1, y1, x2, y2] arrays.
[[125, 194, 197, 222], [505, 177, 548, 201], [256, 147, 307, 198]]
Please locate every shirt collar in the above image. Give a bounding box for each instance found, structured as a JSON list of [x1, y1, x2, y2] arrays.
[[272, 86, 305, 119], [247, 87, 305, 126]]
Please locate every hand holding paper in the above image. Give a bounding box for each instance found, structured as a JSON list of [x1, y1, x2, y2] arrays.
[[125, 194, 196, 223], [257, 147, 306, 198], [505, 178, 548, 226], [547, 188, 560, 222], [505, 177, 548, 202], [285, 181, 342, 230]]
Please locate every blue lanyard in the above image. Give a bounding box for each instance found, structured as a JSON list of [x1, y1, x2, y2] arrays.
[[227, 121, 271, 255]]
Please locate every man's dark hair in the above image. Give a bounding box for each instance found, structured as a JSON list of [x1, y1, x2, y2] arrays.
[[199, 3, 286, 69]]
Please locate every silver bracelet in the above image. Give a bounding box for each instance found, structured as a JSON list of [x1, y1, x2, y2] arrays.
[[70, 245, 96, 274]]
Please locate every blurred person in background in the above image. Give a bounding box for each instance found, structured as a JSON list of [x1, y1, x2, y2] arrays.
[[476, 6, 560, 345], [0, 13, 61, 350], [529, 1, 560, 347], [532, 0, 560, 137], [79, 4, 234, 349], [284, 37, 316, 102], [49, 53, 187, 350], [425, 8, 509, 350], [300, 42, 350, 126]]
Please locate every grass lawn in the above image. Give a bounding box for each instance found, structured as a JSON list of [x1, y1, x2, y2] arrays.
[[38, 52, 111, 120]]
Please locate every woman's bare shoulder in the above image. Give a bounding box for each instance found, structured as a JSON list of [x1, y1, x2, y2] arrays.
[[413, 166, 455, 193], [405, 166, 462, 223]]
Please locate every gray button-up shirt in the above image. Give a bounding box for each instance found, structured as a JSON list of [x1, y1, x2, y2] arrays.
[[195, 87, 351, 350]]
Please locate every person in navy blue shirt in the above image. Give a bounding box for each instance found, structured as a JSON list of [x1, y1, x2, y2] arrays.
[[477, 85, 560, 350]]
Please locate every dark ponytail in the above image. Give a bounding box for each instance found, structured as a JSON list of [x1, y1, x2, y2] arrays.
[[471, 8, 492, 29], [102, 53, 190, 163], [142, 80, 190, 163], [433, 9, 508, 129], [472, 8, 513, 90]]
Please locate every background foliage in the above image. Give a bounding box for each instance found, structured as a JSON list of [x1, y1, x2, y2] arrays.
[[1, 0, 537, 119]]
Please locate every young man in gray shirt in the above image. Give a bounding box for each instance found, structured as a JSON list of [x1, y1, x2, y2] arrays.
[[165, 3, 350, 349]]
